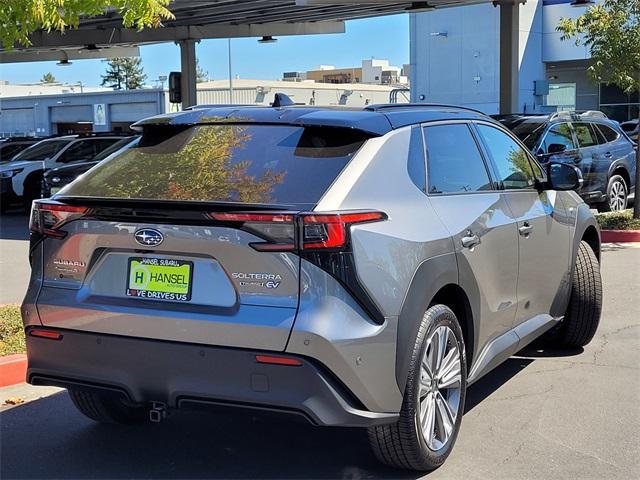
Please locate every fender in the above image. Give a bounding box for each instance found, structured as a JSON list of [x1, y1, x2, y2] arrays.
[[395, 252, 458, 392]]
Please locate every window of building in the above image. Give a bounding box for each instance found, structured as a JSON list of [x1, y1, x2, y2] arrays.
[[477, 124, 537, 190], [544, 83, 577, 111], [423, 124, 492, 194], [599, 83, 639, 122]]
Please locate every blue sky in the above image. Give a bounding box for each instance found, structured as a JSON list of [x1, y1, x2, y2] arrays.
[[1, 15, 409, 86]]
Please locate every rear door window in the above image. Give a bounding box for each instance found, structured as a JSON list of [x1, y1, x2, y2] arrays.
[[63, 124, 370, 208], [573, 123, 599, 148], [595, 124, 620, 143], [541, 123, 576, 154], [423, 123, 493, 194]]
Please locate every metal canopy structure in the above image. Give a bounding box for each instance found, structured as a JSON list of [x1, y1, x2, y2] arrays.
[[0, 0, 523, 113]]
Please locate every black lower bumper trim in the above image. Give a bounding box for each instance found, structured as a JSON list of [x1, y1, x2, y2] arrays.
[[26, 329, 397, 428]]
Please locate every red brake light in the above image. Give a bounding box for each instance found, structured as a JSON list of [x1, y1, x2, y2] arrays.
[[30, 201, 88, 238], [206, 210, 386, 251], [301, 211, 386, 250]]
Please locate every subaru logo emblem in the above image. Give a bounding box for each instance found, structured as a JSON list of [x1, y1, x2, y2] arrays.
[[134, 229, 164, 247]]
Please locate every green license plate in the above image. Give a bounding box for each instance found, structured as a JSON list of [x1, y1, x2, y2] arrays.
[[126, 257, 193, 302]]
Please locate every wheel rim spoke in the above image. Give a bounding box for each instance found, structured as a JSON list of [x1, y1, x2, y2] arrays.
[[417, 324, 462, 451]]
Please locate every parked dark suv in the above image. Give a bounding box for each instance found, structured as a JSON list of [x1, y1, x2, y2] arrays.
[[499, 111, 636, 211]]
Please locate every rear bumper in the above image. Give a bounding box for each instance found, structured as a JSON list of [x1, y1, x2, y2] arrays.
[[25, 328, 398, 428]]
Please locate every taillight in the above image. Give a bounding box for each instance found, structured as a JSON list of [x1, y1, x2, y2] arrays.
[[207, 210, 386, 251], [207, 212, 296, 251], [301, 211, 386, 250], [30, 201, 88, 238]]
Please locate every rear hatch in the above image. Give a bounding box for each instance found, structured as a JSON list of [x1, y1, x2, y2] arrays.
[[31, 122, 371, 351]]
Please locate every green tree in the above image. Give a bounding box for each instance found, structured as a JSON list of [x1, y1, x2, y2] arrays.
[[40, 72, 56, 83], [557, 0, 640, 217], [101, 57, 147, 90], [1, 1, 173, 50], [196, 59, 209, 83]]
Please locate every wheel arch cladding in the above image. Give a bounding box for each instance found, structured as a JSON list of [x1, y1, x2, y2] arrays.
[[395, 252, 462, 393], [610, 165, 630, 192], [581, 224, 600, 261]]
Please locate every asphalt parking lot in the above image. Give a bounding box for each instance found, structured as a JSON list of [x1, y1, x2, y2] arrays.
[[1, 211, 639, 479]]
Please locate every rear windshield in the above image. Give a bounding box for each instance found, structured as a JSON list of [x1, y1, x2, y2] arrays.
[[63, 124, 369, 208], [12, 139, 71, 161], [502, 120, 546, 150]]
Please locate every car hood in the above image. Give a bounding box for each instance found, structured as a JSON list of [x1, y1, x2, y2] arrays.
[[0, 160, 43, 172]]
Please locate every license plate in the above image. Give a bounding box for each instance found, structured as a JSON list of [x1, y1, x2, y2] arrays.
[[126, 257, 193, 302], [50, 186, 61, 195]]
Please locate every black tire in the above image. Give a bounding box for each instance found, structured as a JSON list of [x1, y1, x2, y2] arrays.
[[597, 174, 628, 212], [68, 389, 147, 424], [368, 305, 467, 471], [553, 241, 603, 347]]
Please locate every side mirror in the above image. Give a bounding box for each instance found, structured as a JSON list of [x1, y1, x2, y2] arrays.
[[547, 143, 567, 154], [547, 162, 583, 191]]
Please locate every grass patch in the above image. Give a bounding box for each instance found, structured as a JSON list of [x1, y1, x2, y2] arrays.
[[595, 209, 640, 231], [0, 305, 26, 356]]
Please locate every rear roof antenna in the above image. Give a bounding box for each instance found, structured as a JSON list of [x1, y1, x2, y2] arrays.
[[272, 93, 295, 108]]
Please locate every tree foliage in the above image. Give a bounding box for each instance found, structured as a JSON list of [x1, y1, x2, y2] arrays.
[[40, 72, 56, 83], [196, 59, 209, 83], [557, 0, 640, 93], [101, 57, 147, 90], [1, 0, 174, 50]]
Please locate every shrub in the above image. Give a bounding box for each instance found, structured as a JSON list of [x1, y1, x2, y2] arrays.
[[0, 305, 26, 356], [595, 209, 640, 231]]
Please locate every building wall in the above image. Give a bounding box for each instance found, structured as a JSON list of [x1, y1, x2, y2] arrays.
[[0, 89, 165, 137], [410, 1, 554, 114], [542, 1, 600, 62]]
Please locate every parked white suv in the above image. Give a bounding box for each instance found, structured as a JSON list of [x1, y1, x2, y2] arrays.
[[0, 134, 124, 211]]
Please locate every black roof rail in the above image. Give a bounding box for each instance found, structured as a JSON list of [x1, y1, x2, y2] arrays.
[[185, 104, 254, 110], [364, 103, 487, 116]]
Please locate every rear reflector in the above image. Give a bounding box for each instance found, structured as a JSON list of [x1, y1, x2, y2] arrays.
[[255, 355, 303, 366], [29, 329, 63, 340]]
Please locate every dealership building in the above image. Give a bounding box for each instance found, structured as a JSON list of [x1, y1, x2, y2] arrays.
[[0, 78, 405, 137], [410, 0, 639, 121]]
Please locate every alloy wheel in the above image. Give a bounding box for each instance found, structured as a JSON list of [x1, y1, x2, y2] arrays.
[[609, 180, 627, 211], [418, 325, 462, 451]]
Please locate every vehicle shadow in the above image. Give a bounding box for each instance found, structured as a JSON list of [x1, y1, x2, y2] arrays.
[[0, 356, 543, 480], [0, 210, 29, 241]]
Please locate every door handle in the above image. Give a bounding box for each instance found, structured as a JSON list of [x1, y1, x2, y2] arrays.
[[519, 222, 534, 237], [461, 232, 480, 249]]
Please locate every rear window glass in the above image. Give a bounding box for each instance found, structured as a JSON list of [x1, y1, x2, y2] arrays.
[[503, 120, 546, 150], [12, 140, 71, 161], [63, 124, 369, 208]]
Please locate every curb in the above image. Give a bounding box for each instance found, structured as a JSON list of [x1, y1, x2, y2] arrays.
[[601, 230, 640, 243], [0, 354, 27, 388]]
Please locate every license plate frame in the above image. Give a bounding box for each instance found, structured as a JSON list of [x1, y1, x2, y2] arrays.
[[126, 257, 193, 303]]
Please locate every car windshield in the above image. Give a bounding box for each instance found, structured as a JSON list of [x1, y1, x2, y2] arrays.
[[63, 124, 370, 208], [92, 137, 136, 161], [11, 139, 71, 161], [502, 120, 546, 150]]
